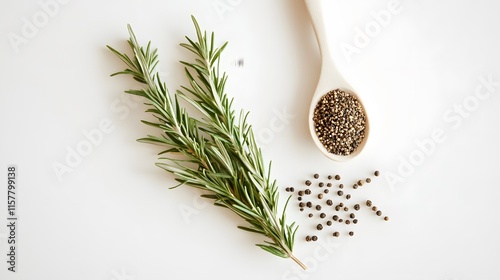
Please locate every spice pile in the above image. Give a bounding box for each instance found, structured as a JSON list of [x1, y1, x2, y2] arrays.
[[312, 89, 367, 155], [285, 171, 388, 242]]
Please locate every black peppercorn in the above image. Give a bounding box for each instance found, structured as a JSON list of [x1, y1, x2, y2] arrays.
[[305, 189, 311, 195], [339, 203, 344, 207], [366, 178, 371, 183], [300, 208, 304, 212], [335, 206, 341, 211], [320, 213, 326, 218], [354, 204, 360, 211], [332, 215, 339, 221], [372, 206, 377, 211], [348, 231, 354, 236], [299, 202, 305, 207], [305, 236, 311, 242], [353, 219, 358, 224], [350, 213, 355, 219], [317, 224, 323, 230], [316, 205, 322, 211], [312, 235, 318, 241], [324, 189, 329, 194], [327, 183, 332, 187], [345, 220, 351, 225], [333, 232, 340, 237], [374, 170, 380, 177], [326, 199, 333, 206], [339, 184, 344, 189], [376, 210, 382, 216], [337, 190, 343, 196], [297, 197, 302, 201], [366, 200, 372, 207], [298, 190, 304, 196], [357, 180, 363, 186], [353, 184, 358, 189], [319, 182, 324, 187], [314, 174, 319, 179], [326, 220, 332, 226], [345, 194, 351, 200], [327, 175, 333, 180], [290, 187, 295, 192], [318, 194, 323, 199], [285, 187, 290, 192], [384, 216, 389, 221], [343, 207, 349, 212], [308, 213, 313, 218], [305, 180, 311, 186], [338, 219, 343, 223], [335, 175, 341, 180]]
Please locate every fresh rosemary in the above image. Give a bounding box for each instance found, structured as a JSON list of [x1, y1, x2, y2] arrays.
[[107, 16, 306, 269]]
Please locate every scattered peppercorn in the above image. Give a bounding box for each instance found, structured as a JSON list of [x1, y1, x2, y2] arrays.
[[376, 210, 382, 216], [348, 231, 354, 236], [374, 171, 380, 176], [333, 232, 340, 237], [335, 175, 341, 180], [317, 224, 323, 230], [320, 213, 326, 218], [314, 174, 319, 179], [366, 200, 372, 207], [354, 204, 360, 211]]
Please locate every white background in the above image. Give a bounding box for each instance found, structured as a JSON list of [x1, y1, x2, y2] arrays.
[[1, 0, 500, 279]]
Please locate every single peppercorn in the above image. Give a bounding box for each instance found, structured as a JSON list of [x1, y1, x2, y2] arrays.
[[335, 175, 341, 180], [314, 174, 319, 179], [344, 207, 349, 212], [319, 182, 324, 187], [305, 189, 311, 195], [357, 180, 363, 186], [327, 183, 332, 187], [333, 232, 340, 237], [300, 208, 304, 212], [338, 219, 343, 223], [326, 220, 332, 226], [305, 236, 311, 242], [306, 202, 312, 208], [324, 189, 329, 194], [372, 206, 378, 211], [353, 219, 358, 224], [349, 231, 354, 236], [305, 180, 311, 186], [332, 215, 339, 221], [316, 205, 322, 211], [366, 178, 371, 183], [335, 205, 341, 211], [366, 200, 372, 207], [317, 224, 323, 230], [297, 197, 302, 201], [299, 202, 305, 207], [312, 235, 318, 241], [339, 202, 344, 207], [376, 210, 382, 216], [285, 187, 290, 192], [350, 213, 355, 219], [353, 184, 358, 189], [298, 190, 304, 196], [308, 213, 313, 218], [374, 170, 380, 176], [339, 184, 344, 189], [327, 175, 333, 180], [346, 194, 351, 200], [337, 190, 344, 196], [318, 194, 323, 199], [384, 216, 389, 221], [320, 213, 326, 218], [354, 204, 360, 211], [290, 187, 295, 192], [326, 199, 333, 206]]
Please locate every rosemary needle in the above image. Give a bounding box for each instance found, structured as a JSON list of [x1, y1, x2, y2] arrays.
[[107, 16, 306, 269]]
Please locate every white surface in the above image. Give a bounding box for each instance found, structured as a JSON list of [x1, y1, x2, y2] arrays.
[[1, 0, 500, 279]]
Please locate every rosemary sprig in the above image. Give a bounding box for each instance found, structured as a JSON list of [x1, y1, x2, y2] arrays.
[[107, 16, 306, 269]]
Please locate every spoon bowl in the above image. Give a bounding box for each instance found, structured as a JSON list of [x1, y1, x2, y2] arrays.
[[305, 0, 369, 161]]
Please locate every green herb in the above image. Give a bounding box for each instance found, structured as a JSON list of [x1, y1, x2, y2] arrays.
[[106, 16, 305, 269]]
